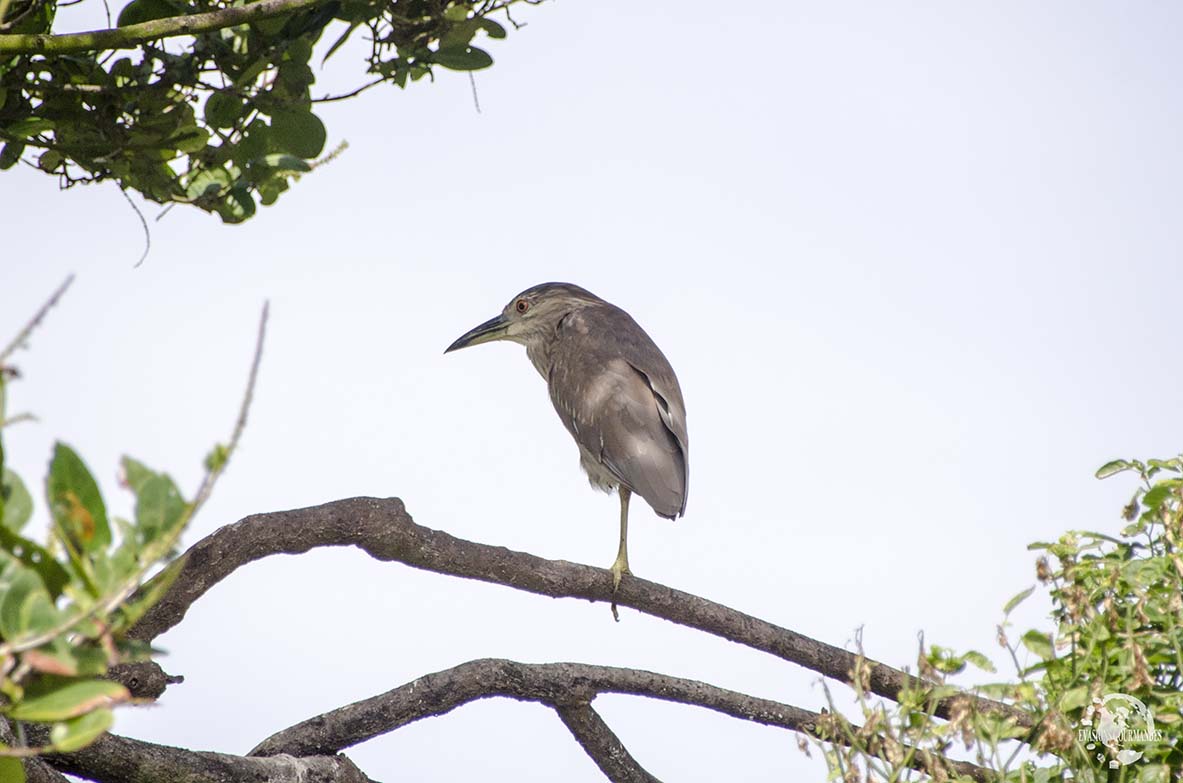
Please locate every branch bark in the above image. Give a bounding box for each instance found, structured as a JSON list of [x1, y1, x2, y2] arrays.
[[130, 496, 1032, 731], [37, 730, 372, 783], [0, 0, 324, 55], [1, 718, 70, 783], [248, 658, 989, 782], [555, 703, 662, 783]]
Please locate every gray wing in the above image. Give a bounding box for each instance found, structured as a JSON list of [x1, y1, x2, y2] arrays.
[[547, 305, 689, 518]]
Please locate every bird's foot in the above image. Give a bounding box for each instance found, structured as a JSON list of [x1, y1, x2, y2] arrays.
[[609, 555, 631, 622]]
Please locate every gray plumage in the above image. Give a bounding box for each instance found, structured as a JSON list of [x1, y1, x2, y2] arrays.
[[446, 282, 689, 599]]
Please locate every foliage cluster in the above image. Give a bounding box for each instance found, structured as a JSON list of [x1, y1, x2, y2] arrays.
[[0, 0, 527, 222], [812, 456, 1183, 781], [0, 279, 254, 782]]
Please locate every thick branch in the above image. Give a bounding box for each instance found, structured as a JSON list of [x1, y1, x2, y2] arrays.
[[0, 0, 324, 55], [249, 658, 989, 782], [131, 496, 1031, 731], [38, 730, 371, 783], [1, 718, 70, 783], [554, 703, 662, 783]]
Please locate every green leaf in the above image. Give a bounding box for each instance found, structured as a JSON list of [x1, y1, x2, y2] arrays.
[[961, 650, 996, 673], [0, 560, 60, 642], [257, 177, 289, 206], [0, 758, 24, 783], [217, 185, 257, 223], [1003, 585, 1035, 615], [252, 14, 288, 35], [0, 527, 70, 598], [49, 707, 114, 752], [5, 118, 54, 139], [37, 150, 62, 172], [204, 92, 244, 129], [7, 680, 129, 721], [433, 45, 493, 71], [203, 444, 229, 473], [1095, 459, 1132, 479], [169, 127, 210, 154], [134, 473, 187, 547], [117, 0, 183, 26], [1021, 630, 1054, 661], [120, 456, 153, 494], [476, 18, 506, 39], [1, 468, 33, 532], [185, 166, 232, 200], [269, 109, 326, 159], [0, 141, 24, 170], [259, 153, 311, 173], [47, 443, 111, 552], [1142, 480, 1180, 511], [443, 4, 469, 21], [1058, 686, 1091, 712]]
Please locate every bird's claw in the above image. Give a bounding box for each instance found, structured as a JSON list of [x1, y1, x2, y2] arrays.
[[609, 557, 631, 622]]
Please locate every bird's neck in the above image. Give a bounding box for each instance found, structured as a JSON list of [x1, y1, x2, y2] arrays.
[[525, 340, 552, 381]]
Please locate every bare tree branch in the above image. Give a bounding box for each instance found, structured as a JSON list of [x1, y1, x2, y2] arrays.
[[248, 658, 990, 782], [0, 0, 324, 55], [131, 496, 1032, 731], [38, 730, 373, 783], [554, 703, 662, 783]]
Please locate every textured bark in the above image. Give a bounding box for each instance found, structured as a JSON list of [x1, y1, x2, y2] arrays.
[[1, 717, 70, 783], [248, 658, 988, 782], [555, 703, 663, 783], [28, 495, 1009, 782], [40, 731, 372, 783], [131, 496, 1031, 730]]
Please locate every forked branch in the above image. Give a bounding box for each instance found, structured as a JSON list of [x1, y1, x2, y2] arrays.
[[248, 658, 990, 782]]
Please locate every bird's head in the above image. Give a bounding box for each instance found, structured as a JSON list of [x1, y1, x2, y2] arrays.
[[445, 282, 602, 352]]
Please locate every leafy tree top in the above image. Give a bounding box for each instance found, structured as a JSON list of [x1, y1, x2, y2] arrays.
[[0, 0, 531, 222]]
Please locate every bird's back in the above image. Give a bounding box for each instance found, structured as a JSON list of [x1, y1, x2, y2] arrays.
[[543, 302, 689, 519]]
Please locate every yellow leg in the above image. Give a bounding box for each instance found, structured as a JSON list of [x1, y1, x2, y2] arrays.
[[610, 488, 631, 620]]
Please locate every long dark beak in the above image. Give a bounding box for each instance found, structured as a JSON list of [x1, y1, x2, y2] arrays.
[[445, 314, 510, 353]]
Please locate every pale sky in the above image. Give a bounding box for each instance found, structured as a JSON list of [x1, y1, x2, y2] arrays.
[[3, 2, 1182, 780]]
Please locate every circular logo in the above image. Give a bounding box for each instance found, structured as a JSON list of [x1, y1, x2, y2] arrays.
[[1076, 693, 1161, 768]]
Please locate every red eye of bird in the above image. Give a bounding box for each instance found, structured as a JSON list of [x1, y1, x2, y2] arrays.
[[516, 299, 529, 314]]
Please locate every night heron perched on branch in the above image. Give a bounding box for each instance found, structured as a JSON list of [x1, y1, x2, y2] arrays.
[[445, 283, 689, 609]]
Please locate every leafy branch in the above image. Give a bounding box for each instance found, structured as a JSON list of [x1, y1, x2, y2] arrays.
[[0, 280, 267, 762], [0, 0, 324, 53], [0, 0, 540, 223]]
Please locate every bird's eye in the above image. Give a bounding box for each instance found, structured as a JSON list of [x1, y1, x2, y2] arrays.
[[515, 299, 529, 314]]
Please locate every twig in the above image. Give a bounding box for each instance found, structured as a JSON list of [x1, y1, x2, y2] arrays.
[[187, 301, 267, 516], [0, 274, 74, 366], [312, 79, 383, 103], [119, 186, 151, 268], [0, 303, 268, 658], [0, 0, 326, 54], [126, 496, 1034, 732], [468, 71, 481, 114]]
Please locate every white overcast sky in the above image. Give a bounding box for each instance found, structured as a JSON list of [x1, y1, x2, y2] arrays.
[[3, 2, 1183, 780]]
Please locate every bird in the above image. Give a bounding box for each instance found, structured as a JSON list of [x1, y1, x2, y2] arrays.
[[445, 283, 689, 612]]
